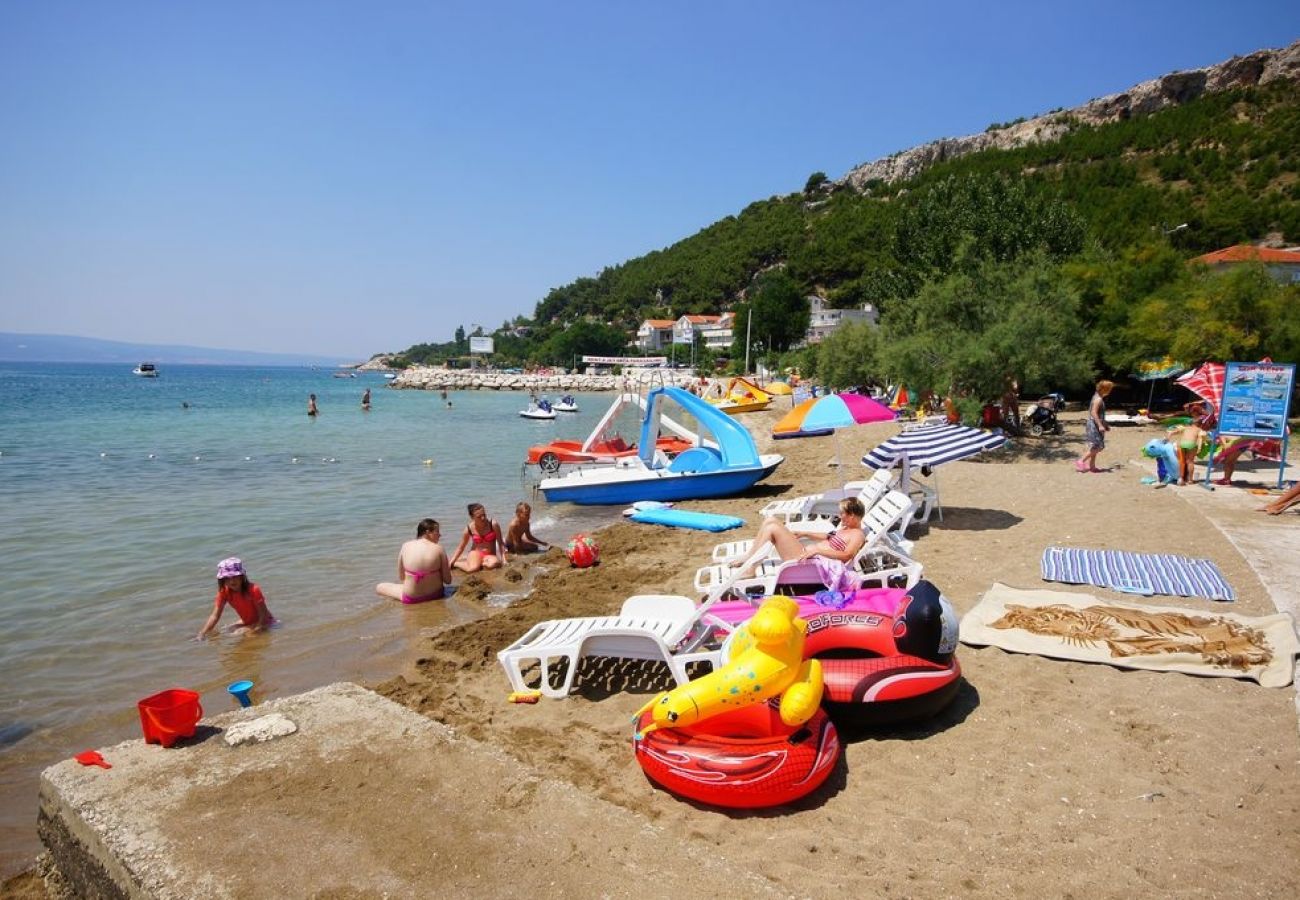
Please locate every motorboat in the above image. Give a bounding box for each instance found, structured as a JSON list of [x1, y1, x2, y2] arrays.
[[553, 394, 579, 413], [332, 371, 358, 378], [538, 386, 783, 505], [520, 398, 557, 420], [707, 376, 773, 414], [526, 392, 701, 473], [132, 363, 159, 377], [382, 372, 398, 380]]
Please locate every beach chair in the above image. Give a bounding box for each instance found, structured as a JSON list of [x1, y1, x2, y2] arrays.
[[496, 593, 733, 700], [695, 490, 921, 596], [712, 471, 909, 564], [754, 468, 894, 522]]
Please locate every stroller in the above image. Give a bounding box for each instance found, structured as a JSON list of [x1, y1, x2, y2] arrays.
[[1024, 394, 1064, 436]]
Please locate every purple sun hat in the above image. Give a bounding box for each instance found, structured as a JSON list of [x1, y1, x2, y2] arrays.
[[216, 557, 245, 579]]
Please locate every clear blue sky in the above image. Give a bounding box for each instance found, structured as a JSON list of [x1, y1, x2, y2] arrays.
[[1, 2, 1296, 359]]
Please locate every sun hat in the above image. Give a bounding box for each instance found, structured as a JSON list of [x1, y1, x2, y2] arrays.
[[216, 557, 245, 579]]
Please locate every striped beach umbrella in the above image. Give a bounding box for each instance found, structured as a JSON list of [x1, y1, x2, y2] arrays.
[[1175, 362, 1225, 414], [861, 423, 1006, 470], [772, 392, 897, 439]]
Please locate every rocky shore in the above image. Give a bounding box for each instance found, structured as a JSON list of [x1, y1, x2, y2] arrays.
[[386, 365, 700, 393]]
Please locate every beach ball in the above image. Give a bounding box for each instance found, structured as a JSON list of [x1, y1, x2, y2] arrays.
[[565, 533, 600, 569]]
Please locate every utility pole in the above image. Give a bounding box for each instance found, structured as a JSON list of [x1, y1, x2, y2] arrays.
[[744, 309, 752, 375]]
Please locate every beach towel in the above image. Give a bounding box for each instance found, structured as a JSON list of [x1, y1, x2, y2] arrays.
[[1041, 546, 1236, 602], [961, 583, 1299, 687]]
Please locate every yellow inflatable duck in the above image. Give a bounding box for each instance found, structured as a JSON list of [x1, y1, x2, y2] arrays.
[[634, 595, 823, 736]]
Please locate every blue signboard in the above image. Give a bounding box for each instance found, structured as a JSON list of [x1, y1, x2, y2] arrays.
[[1218, 361, 1295, 438]]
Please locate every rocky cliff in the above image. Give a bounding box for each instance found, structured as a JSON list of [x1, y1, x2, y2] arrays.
[[839, 39, 1300, 191]]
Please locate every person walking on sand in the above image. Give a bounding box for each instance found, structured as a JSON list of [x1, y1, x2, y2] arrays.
[[197, 558, 275, 639], [505, 502, 549, 554], [1076, 380, 1113, 473], [450, 503, 507, 572], [307, 394, 318, 417], [376, 518, 452, 604], [361, 388, 371, 411]]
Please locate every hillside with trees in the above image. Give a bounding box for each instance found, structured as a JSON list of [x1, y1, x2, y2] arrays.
[[391, 53, 1300, 404]]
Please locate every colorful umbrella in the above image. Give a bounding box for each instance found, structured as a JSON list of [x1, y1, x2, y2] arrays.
[[772, 392, 897, 439], [1176, 362, 1225, 414]]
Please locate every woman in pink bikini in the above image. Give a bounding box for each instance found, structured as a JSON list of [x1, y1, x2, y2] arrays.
[[375, 518, 452, 604], [735, 497, 867, 578], [450, 502, 507, 572]]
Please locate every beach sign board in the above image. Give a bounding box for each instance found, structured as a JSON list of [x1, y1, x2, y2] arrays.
[[1218, 361, 1294, 439], [469, 336, 495, 354]]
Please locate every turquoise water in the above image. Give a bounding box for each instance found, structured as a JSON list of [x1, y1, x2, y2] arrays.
[[0, 362, 625, 875]]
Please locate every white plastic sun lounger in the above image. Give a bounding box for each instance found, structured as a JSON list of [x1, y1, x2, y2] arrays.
[[497, 594, 733, 699], [756, 468, 894, 527], [695, 490, 921, 596]]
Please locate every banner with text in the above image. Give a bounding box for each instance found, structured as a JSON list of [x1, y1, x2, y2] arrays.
[[581, 356, 667, 367]]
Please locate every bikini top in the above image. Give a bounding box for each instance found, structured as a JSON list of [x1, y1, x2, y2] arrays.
[[468, 526, 497, 547], [826, 531, 848, 553]]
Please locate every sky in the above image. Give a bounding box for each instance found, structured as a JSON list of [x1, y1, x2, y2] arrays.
[[1, 3, 1297, 359]]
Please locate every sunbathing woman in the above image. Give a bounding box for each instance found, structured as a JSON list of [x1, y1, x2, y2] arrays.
[[375, 518, 452, 604], [736, 497, 867, 578], [1259, 481, 1300, 515], [450, 502, 507, 572]]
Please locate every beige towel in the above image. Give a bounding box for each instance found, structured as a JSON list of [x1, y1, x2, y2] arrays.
[[961, 583, 1300, 688]]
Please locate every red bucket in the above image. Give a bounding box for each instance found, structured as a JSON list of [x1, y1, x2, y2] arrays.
[[137, 689, 203, 747]]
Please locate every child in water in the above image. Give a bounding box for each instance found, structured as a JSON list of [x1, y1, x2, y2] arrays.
[[505, 502, 549, 554], [197, 557, 275, 639]]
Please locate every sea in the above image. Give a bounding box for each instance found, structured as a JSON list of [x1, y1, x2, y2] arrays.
[[0, 361, 630, 876]]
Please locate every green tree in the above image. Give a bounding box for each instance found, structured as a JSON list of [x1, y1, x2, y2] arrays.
[[537, 320, 629, 367], [879, 253, 1093, 402], [815, 321, 881, 390], [454, 325, 466, 352], [730, 272, 810, 363], [804, 171, 829, 195]]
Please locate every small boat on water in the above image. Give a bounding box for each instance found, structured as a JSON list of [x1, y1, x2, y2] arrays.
[[538, 386, 783, 505], [553, 394, 579, 413], [132, 363, 159, 377], [707, 376, 773, 414], [526, 392, 700, 473], [520, 398, 557, 420], [332, 371, 357, 379], [382, 373, 398, 380]]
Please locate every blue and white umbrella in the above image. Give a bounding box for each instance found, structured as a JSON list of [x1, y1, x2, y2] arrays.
[[861, 424, 1006, 522], [861, 423, 1006, 470]]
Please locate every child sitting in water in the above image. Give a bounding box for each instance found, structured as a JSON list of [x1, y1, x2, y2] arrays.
[[197, 557, 275, 639], [505, 502, 549, 554]]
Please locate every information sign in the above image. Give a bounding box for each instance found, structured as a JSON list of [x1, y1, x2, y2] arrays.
[[1218, 361, 1295, 439]]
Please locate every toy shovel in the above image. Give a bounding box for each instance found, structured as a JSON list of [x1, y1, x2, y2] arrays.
[[74, 750, 111, 769]]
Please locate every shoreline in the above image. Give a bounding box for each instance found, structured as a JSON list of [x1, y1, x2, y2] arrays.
[[11, 408, 1300, 896], [386, 366, 703, 392]]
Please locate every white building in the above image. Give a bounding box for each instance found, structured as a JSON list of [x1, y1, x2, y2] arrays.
[[803, 296, 879, 345], [672, 313, 732, 350], [634, 319, 676, 351]]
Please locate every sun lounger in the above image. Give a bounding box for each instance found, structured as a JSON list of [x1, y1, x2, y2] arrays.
[[695, 490, 921, 596], [496, 593, 733, 699], [756, 468, 894, 527]]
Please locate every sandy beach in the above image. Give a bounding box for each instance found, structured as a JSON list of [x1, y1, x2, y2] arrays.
[[9, 408, 1299, 899], [364, 408, 1300, 898]]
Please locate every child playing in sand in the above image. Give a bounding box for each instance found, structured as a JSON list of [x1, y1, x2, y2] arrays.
[[1170, 421, 1208, 485], [505, 502, 549, 554], [197, 557, 275, 639]]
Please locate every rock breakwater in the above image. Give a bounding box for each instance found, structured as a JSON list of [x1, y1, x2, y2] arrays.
[[388, 366, 699, 393]]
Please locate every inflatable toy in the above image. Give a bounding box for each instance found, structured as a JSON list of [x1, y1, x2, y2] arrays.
[[709, 582, 963, 728], [634, 596, 823, 736], [564, 533, 599, 568], [632, 701, 840, 809], [1142, 439, 1179, 485]]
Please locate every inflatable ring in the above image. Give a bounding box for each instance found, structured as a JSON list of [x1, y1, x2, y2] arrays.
[[633, 700, 840, 809]]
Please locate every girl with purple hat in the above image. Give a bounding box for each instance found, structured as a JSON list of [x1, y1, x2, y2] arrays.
[[196, 557, 276, 640]]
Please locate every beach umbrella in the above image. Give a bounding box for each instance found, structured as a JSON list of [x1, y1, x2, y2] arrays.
[[862, 423, 1007, 471], [772, 392, 897, 439], [1131, 357, 1186, 410], [1176, 362, 1225, 414], [861, 423, 1007, 521]]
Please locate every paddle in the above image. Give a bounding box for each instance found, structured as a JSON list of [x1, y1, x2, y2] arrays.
[[74, 750, 111, 769]]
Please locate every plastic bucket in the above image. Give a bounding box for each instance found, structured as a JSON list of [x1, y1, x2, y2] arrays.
[[137, 689, 203, 747]]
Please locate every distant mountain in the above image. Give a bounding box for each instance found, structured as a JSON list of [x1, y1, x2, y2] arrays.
[[0, 332, 353, 367]]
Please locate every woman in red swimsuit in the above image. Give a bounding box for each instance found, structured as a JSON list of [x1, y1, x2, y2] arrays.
[[376, 518, 452, 604], [450, 503, 507, 573]]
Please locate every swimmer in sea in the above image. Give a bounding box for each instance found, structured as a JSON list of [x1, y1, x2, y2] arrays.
[[375, 518, 452, 604], [307, 394, 318, 417]]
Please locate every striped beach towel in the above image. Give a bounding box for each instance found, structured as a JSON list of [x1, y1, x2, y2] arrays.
[[1041, 546, 1236, 602]]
